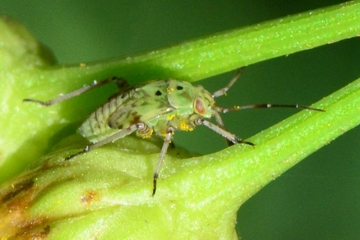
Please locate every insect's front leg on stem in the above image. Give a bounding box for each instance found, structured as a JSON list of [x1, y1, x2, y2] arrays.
[[195, 118, 254, 146]]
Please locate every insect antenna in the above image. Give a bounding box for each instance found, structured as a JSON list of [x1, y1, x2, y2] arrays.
[[212, 103, 324, 146], [215, 103, 325, 113], [23, 76, 129, 106], [211, 68, 324, 113]]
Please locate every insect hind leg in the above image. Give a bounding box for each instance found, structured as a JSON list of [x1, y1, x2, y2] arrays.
[[23, 76, 129, 106]]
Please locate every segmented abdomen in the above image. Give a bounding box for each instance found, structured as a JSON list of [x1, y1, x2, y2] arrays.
[[79, 93, 129, 143]]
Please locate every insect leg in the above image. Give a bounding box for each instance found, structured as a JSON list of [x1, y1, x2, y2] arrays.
[[215, 103, 324, 113], [152, 127, 175, 196], [212, 68, 244, 98], [23, 76, 129, 106], [213, 111, 235, 146], [194, 119, 254, 146], [65, 122, 147, 160]]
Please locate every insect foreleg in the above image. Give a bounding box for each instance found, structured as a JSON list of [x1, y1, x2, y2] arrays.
[[213, 111, 225, 129], [23, 76, 129, 106], [212, 68, 244, 98], [152, 127, 175, 196], [213, 111, 235, 147], [195, 119, 254, 146], [65, 122, 147, 161]]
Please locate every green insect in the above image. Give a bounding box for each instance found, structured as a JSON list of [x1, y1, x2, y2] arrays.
[[24, 69, 323, 196]]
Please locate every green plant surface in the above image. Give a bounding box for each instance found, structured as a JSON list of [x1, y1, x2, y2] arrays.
[[0, 1, 359, 239]]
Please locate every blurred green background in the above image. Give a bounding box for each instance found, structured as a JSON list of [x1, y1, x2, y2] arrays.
[[1, 0, 359, 239]]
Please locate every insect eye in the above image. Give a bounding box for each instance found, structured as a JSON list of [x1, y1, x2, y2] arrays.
[[176, 85, 183, 90], [194, 98, 206, 114], [155, 90, 162, 96]]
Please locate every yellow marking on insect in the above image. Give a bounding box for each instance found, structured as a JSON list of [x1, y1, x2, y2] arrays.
[[167, 87, 175, 94], [167, 114, 175, 121], [180, 120, 194, 131], [161, 130, 175, 137], [142, 128, 154, 139]]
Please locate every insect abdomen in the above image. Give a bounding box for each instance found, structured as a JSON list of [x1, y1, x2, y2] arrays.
[[79, 94, 128, 143]]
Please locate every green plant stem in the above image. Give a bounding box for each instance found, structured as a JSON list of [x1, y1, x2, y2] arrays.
[[28, 0, 360, 84], [61, 0, 360, 83]]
